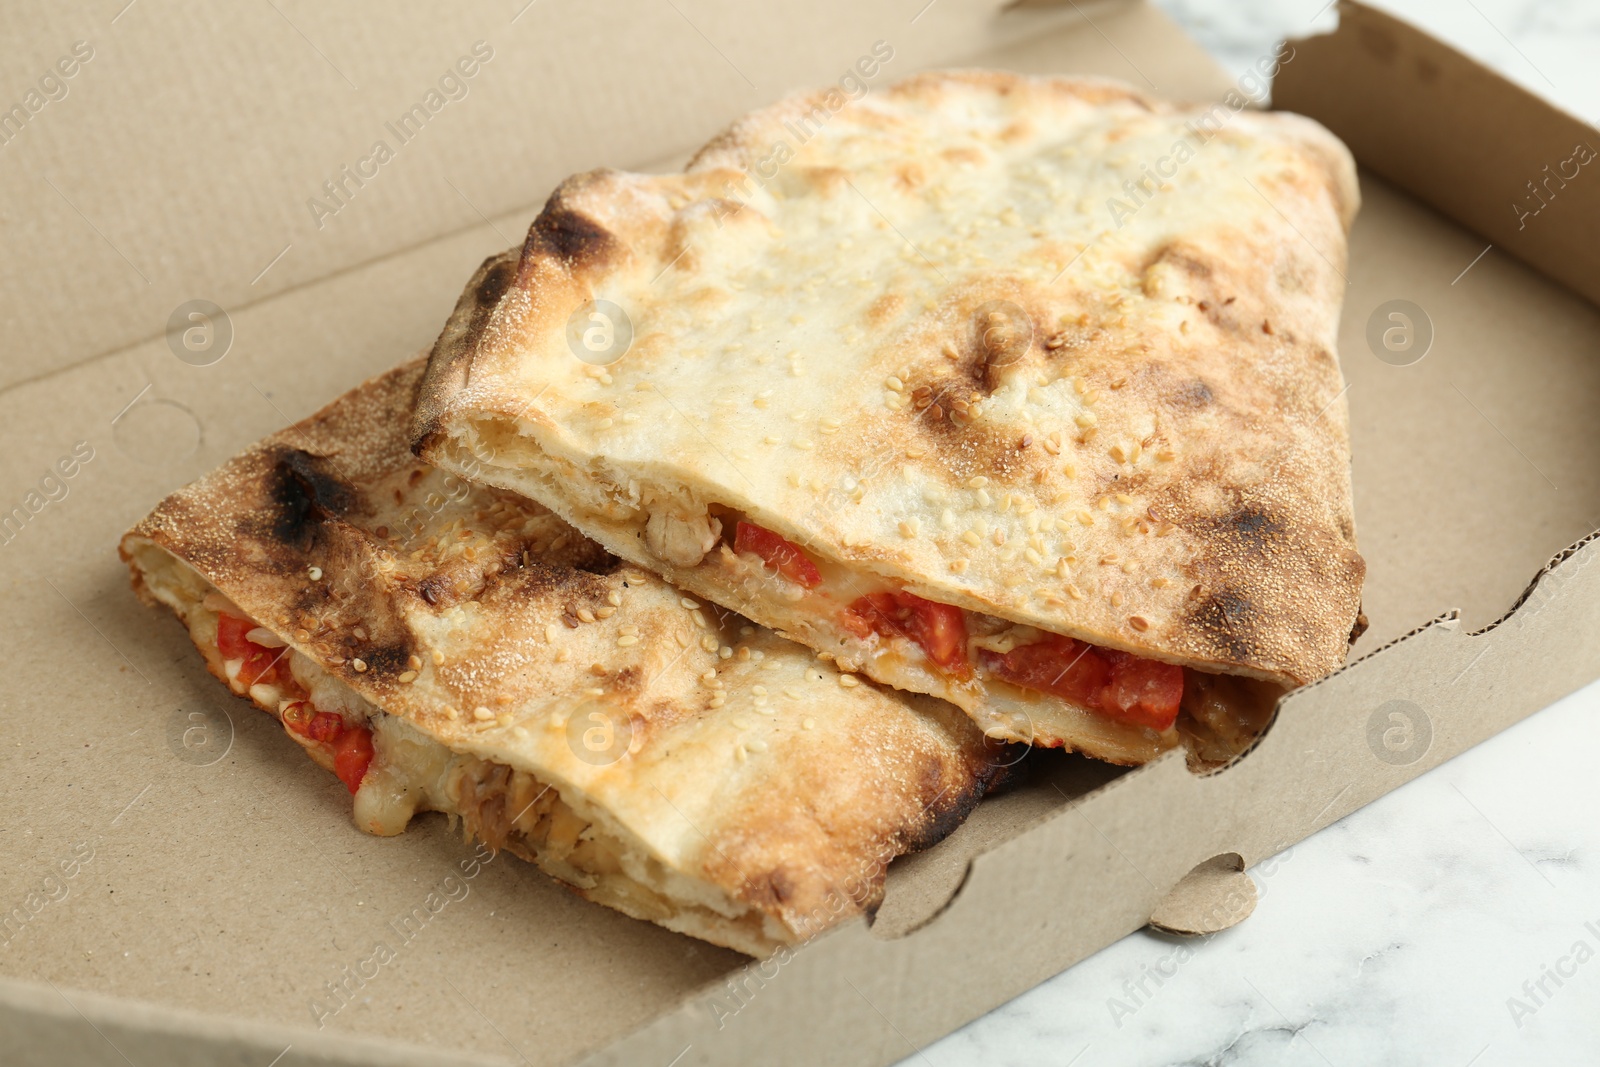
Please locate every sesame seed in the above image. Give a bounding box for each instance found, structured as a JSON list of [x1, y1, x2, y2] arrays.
[[473, 706, 494, 721], [784, 687, 802, 699], [700, 635, 718, 652], [1025, 548, 1044, 565], [398, 670, 417, 683], [407, 654, 423, 671], [545, 623, 560, 642], [351, 658, 368, 673], [617, 635, 639, 647], [962, 530, 982, 546], [885, 375, 905, 392], [735, 744, 748, 763], [595, 606, 616, 618], [899, 519, 921, 538], [307, 566, 323, 581], [1122, 561, 1138, 574], [512, 726, 530, 740], [1116, 493, 1134, 505], [1077, 510, 1095, 525], [607, 590, 622, 607], [976, 489, 992, 506], [720, 646, 733, 659], [967, 476, 989, 489], [680, 598, 699, 610], [1152, 577, 1172, 588], [1067, 584, 1085, 600], [950, 559, 969, 573], [839, 674, 859, 687], [1075, 412, 1097, 429], [752, 685, 767, 697], [1129, 616, 1151, 631], [577, 608, 596, 624], [1111, 590, 1125, 607]]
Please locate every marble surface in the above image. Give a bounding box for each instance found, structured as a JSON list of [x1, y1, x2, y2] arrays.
[[896, 3, 1600, 1066]]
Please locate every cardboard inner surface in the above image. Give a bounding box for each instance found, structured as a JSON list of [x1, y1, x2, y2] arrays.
[[3, 2, 1598, 1065]]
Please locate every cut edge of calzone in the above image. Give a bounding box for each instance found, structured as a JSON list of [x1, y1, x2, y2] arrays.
[[414, 71, 1364, 766], [121, 359, 1004, 957]]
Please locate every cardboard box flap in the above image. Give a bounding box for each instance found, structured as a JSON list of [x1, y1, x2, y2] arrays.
[[1275, 0, 1600, 309], [0, 0, 1096, 396]]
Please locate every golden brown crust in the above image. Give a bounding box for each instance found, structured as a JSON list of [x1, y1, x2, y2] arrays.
[[123, 359, 1001, 954], [413, 71, 1363, 742]]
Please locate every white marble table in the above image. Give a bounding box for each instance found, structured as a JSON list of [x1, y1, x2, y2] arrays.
[[900, 3, 1600, 1064]]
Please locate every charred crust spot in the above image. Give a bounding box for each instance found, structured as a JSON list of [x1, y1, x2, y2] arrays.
[[529, 195, 618, 269], [1226, 504, 1286, 552], [1186, 589, 1258, 663], [267, 448, 359, 546], [1171, 378, 1214, 409], [359, 642, 414, 679], [473, 255, 515, 315]]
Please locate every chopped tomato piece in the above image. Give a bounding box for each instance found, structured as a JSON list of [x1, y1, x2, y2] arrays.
[[333, 725, 375, 794], [305, 712, 346, 744], [978, 633, 1109, 707], [216, 612, 284, 687], [848, 592, 970, 675], [981, 635, 1184, 731], [735, 521, 823, 589], [1101, 651, 1185, 731]]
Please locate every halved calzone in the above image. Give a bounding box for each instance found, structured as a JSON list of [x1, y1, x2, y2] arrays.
[[121, 359, 1003, 956], [413, 71, 1365, 765]]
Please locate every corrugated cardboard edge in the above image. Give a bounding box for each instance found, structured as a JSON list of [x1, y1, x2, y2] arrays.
[[1274, 0, 1600, 308], [0, 975, 501, 1067]]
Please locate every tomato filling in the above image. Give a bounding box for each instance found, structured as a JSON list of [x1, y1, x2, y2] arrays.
[[216, 612, 287, 688], [734, 521, 823, 589], [845, 592, 971, 677], [979, 633, 1184, 731], [282, 700, 375, 793]]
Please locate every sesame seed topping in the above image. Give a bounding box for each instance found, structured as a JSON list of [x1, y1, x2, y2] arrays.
[[967, 476, 989, 488], [595, 606, 616, 618], [1129, 616, 1151, 631], [839, 674, 859, 687], [607, 590, 623, 607], [1111, 590, 1126, 607], [700, 635, 718, 652], [617, 635, 639, 647], [473, 706, 494, 721], [307, 566, 323, 581], [351, 658, 368, 673], [962, 530, 982, 546], [1067, 584, 1085, 600], [577, 608, 596, 624], [950, 559, 969, 573], [680, 598, 699, 610], [719, 646, 733, 659], [407, 654, 423, 671], [398, 670, 417, 683]]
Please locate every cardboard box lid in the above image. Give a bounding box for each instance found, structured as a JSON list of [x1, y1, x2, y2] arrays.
[[3, 3, 1599, 1065], [0, 0, 1098, 394]]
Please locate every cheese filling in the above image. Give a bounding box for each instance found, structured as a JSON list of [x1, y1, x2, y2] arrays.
[[125, 541, 790, 954]]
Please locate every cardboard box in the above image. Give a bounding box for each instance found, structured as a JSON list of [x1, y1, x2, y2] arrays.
[[3, 1, 1597, 1063]]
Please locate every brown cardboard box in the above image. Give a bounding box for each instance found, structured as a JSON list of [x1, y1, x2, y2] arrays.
[[2, 2, 1597, 1064]]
